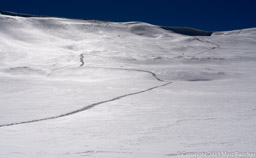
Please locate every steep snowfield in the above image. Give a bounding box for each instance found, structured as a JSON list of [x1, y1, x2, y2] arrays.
[[0, 13, 256, 158]]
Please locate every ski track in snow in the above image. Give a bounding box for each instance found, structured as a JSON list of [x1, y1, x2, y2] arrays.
[[0, 82, 172, 128], [0, 67, 170, 128], [0, 36, 221, 128], [193, 37, 221, 56], [86, 66, 165, 82], [0, 38, 217, 128], [48, 66, 165, 82]]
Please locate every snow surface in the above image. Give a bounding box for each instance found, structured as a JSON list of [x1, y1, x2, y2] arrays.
[[0, 13, 256, 158]]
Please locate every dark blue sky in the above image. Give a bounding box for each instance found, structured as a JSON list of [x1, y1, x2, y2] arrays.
[[1, 0, 256, 31]]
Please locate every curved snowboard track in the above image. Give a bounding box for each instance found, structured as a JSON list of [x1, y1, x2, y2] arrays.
[[0, 82, 172, 128], [49, 66, 164, 82], [87, 66, 165, 82], [193, 37, 220, 56]]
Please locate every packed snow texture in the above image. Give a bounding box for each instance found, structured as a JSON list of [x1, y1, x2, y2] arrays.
[[0, 13, 256, 158]]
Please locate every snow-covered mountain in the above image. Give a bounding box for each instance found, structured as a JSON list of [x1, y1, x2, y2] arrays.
[[0, 12, 256, 158]]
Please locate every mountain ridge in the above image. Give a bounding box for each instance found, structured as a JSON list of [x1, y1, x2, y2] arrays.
[[0, 10, 212, 36]]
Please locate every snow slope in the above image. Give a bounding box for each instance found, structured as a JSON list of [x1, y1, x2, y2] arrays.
[[0, 12, 256, 158]]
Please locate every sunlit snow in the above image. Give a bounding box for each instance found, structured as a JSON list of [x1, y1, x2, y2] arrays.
[[0, 12, 256, 158]]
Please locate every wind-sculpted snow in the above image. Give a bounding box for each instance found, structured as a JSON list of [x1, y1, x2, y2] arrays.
[[0, 12, 256, 158]]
